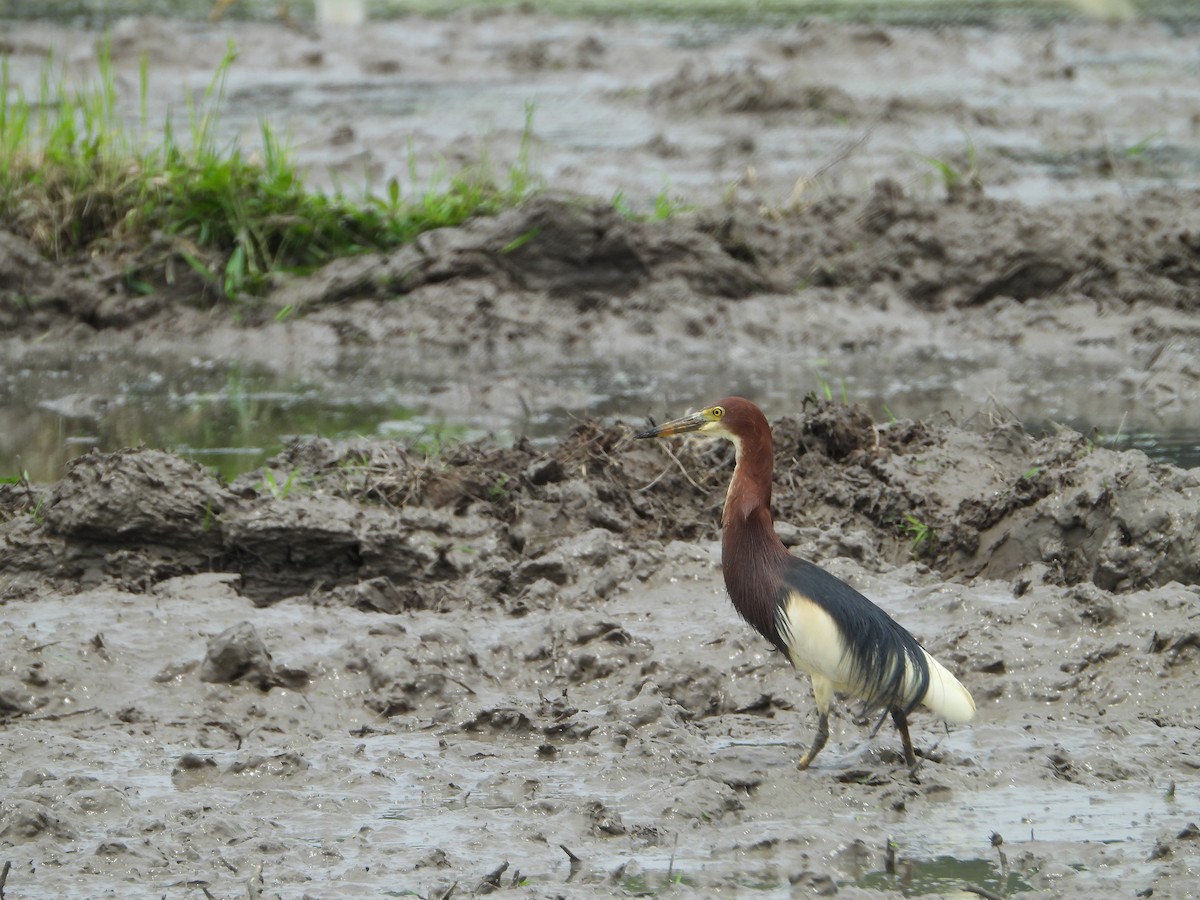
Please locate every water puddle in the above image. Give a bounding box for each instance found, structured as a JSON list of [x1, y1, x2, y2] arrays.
[[3, 12, 1200, 482], [856, 781, 1192, 896], [0, 355, 486, 482], [3, 348, 1197, 482], [856, 855, 1034, 896]]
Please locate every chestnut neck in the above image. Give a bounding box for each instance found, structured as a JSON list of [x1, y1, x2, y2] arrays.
[[719, 415, 790, 650], [722, 431, 775, 531]]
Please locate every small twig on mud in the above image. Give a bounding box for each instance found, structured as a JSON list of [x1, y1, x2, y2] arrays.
[[205, 719, 245, 750], [477, 860, 508, 892], [445, 675, 477, 696], [785, 128, 871, 212], [962, 884, 1005, 900], [560, 844, 583, 882], [559, 844, 581, 863], [245, 862, 264, 899], [27, 707, 100, 722], [991, 831, 1008, 880], [665, 832, 680, 885], [637, 465, 672, 493], [0, 859, 12, 900], [639, 442, 704, 493]]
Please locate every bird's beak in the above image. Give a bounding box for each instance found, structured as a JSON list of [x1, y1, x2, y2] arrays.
[[634, 411, 707, 440]]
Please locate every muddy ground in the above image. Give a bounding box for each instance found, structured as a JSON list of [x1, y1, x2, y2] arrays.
[[3, 8, 1200, 900], [3, 10, 1200, 450]]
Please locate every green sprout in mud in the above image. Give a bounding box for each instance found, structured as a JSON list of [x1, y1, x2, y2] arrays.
[[412, 426, 467, 457], [0, 471, 45, 524], [918, 132, 982, 200], [1123, 133, 1161, 159], [500, 227, 540, 255], [901, 513, 936, 558], [611, 188, 635, 219], [652, 183, 691, 219], [612, 182, 692, 221], [812, 369, 849, 405], [261, 468, 298, 500], [488, 474, 511, 501]]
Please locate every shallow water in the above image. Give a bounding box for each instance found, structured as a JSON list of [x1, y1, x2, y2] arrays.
[[849, 781, 1194, 896], [3, 346, 1197, 482], [4, 12, 1200, 479]]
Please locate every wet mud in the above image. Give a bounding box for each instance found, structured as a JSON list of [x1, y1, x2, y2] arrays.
[[3, 11, 1200, 450], [2, 8, 1200, 900], [3, 406, 1200, 897]]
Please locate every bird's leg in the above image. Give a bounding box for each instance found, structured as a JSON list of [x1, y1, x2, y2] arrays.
[[796, 711, 829, 771], [798, 674, 834, 770], [890, 706, 916, 768]]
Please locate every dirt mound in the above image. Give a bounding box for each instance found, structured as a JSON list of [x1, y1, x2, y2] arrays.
[[765, 404, 1200, 591], [698, 184, 1200, 311], [648, 62, 860, 117], [268, 194, 768, 314], [16, 182, 1198, 341], [7, 404, 1194, 610], [0, 230, 161, 332]]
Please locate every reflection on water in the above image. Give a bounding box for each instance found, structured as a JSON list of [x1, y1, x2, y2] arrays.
[[0, 363, 483, 482], [2, 351, 1197, 482], [856, 855, 1033, 896], [863, 781, 1190, 897]]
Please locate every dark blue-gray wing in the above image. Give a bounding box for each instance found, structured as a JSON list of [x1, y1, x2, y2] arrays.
[[774, 556, 931, 713]]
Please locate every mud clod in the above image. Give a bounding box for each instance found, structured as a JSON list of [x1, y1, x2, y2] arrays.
[[199, 621, 306, 691], [43, 448, 230, 547]]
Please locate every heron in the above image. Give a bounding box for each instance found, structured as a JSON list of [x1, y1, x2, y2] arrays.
[[634, 397, 975, 769]]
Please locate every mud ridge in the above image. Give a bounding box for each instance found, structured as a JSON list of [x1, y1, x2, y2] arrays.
[[4, 404, 1195, 610]]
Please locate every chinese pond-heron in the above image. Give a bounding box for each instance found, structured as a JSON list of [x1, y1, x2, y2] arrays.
[[635, 397, 975, 769]]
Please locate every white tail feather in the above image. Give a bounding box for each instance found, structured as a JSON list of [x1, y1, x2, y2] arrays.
[[917, 649, 976, 723]]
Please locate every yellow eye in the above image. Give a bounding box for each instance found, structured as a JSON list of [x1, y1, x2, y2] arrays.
[[711, 406, 725, 419]]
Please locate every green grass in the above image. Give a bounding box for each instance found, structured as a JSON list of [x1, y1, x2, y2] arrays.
[[900, 512, 937, 558], [0, 40, 535, 307], [612, 182, 692, 221], [811, 370, 850, 405], [260, 467, 299, 499], [918, 131, 982, 199]]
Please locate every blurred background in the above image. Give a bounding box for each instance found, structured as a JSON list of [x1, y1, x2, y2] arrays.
[[2, 0, 1198, 479]]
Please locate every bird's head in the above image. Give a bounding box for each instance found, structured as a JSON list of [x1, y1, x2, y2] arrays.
[[634, 397, 766, 454]]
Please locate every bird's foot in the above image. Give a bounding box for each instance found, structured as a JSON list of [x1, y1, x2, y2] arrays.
[[795, 712, 830, 771]]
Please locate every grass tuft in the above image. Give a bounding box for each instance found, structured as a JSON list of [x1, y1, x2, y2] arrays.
[[900, 513, 936, 558], [0, 39, 535, 307]]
